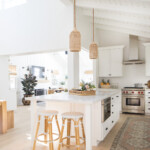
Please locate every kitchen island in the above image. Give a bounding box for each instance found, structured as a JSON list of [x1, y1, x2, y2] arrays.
[[27, 90, 121, 150]]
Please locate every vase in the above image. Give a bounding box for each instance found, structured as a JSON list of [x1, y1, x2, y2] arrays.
[[22, 95, 32, 105]]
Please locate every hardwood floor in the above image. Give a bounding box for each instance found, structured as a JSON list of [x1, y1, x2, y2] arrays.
[[0, 106, 149, 150]]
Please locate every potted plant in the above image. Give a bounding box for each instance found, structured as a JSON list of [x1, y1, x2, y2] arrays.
[[21, 74, 37, 105], [80, 80, 96, 91]]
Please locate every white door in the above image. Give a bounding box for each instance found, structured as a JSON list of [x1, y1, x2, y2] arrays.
[[110, 49, 123, 77], [99, 50, 110, 77]]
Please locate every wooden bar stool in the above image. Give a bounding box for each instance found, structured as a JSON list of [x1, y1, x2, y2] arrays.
[[58, 112, 86, 150], [33, 110, 60, 150]]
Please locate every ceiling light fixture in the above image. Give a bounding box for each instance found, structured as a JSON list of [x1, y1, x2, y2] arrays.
[[69, 0, 81, 52], [89, 8, 98, 59]]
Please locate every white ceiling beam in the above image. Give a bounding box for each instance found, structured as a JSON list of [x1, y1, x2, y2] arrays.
[[83, 9, 150, 26], [93, 18, 150, 33], [76, 0, 150, 16], [96, 24, 150, 38], [61, 0, 72, 5]]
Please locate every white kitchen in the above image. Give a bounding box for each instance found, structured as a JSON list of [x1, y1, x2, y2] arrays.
[[0, 0, 150, 150]]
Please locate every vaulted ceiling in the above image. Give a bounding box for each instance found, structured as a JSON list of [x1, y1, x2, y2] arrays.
[[62, 0, 150, 38]]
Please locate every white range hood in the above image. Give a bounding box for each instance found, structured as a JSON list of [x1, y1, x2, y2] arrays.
[[123, 35, 145, 65]]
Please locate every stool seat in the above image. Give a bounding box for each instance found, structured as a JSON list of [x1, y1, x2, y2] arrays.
[[33, 110, 60, 150], [62, 112, 83, 119], [58, 112, 85, 150], [38, 110, 58, 116]]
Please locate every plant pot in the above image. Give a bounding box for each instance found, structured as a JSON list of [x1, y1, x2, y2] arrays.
[[22, 95, 32, 105]]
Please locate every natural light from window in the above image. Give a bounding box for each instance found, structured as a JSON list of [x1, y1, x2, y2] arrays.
[[80, 50, 93, 83], [0, 0, 26, 10]]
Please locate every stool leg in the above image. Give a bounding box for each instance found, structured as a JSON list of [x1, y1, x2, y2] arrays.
[[58, 119, 66, 150], [44, 116, 48, 144], [55, 115, 61, 135], [67, 119, 71, 145], [48, 117, 54, 150], [80, 118, 85, 141], [33, 116, 41, 150], [74, 120, 80, 150]]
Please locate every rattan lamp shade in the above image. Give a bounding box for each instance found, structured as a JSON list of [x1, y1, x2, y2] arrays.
[[69, 0, 81, 52], [89, 42, 98, 59], [89, 8, 98, 59], [70, 28, 81, 52]]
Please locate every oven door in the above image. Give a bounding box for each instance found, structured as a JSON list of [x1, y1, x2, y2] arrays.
[[122, 96, 145, 113], [101, 97, 111, 122]]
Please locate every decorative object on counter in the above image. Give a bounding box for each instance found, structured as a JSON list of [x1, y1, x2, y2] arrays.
[[79, 80, 95, 91], [110, 117, 150, 150], [100, 79, 111, 88], [21, 73, 37, 105], [69, 81, 96, 96], [64, 88, 68, 92], [89, 8, 98, 59], [69, 0, 81, 52], [48, 89, 55, 94], [145, 80, 150, 88]]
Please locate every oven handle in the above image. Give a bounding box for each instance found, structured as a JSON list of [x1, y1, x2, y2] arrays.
[[101, 103, 104, 123], [122, 96, 144, 99]]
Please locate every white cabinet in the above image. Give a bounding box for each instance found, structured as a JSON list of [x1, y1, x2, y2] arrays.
[[145, 89, 150, 115], [99, 50, 110, 77], [99, 45, 124, 77], [101, 92, 121, 140]]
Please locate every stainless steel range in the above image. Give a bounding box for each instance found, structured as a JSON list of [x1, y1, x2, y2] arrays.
[[122, 87, 145, 114]]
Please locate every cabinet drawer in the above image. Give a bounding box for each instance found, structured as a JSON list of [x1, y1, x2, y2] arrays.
[[145, 107, 150, 113], [102, 119, 110, 139], [145, 91, 150, 95], [146, 97, 150, 102]]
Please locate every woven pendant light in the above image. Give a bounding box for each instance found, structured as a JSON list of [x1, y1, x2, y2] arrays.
[[89, 8, 98, 59], [69, 0, 81, 52]]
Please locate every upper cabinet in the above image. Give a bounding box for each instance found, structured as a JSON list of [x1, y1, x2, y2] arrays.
[[144, 43, 150, 76], [98, 46, 124, 77]]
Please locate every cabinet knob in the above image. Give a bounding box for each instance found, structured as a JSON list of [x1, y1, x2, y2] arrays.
[[105, 128, 108, 131], [116, 96, 119, 98], [112, 121, 114, 123], [112, 112, 114, 114], [112, 105, 114, 107]]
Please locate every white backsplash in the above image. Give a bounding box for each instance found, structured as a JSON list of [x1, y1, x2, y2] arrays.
[[99, 64, 150, 89]]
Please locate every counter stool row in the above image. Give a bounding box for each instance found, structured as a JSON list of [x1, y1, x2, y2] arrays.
[[33, 110, 86, 150]]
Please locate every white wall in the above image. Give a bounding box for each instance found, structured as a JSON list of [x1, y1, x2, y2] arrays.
[[0, 0, 73, 55], [97, 29, 150, 88], [0, 56, 17, 110]]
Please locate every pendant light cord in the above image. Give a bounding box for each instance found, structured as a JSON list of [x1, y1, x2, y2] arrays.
[[93, 8, 94, 42], [74, 0, 76, 29]]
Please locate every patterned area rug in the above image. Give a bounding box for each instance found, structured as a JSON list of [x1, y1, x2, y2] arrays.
[[110, 117, 150, 150]]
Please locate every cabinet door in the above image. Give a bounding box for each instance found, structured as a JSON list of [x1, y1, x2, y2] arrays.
[[110, 49, 123, 77], [145, 49, 150, 76], [99, 50, 110, 77]]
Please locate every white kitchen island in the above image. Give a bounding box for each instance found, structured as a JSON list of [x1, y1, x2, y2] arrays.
[[27, 90, 121, 150]]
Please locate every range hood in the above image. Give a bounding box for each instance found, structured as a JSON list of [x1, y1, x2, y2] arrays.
[[123, 35, 145, 65]]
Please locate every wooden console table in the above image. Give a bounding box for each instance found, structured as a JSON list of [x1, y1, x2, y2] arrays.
[[0, 101, 7, 134], [0, 100, 14, 134]]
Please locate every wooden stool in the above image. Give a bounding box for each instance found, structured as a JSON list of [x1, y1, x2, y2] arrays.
[[33, 110, 60, 150], [58, 112, 86, 150]]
